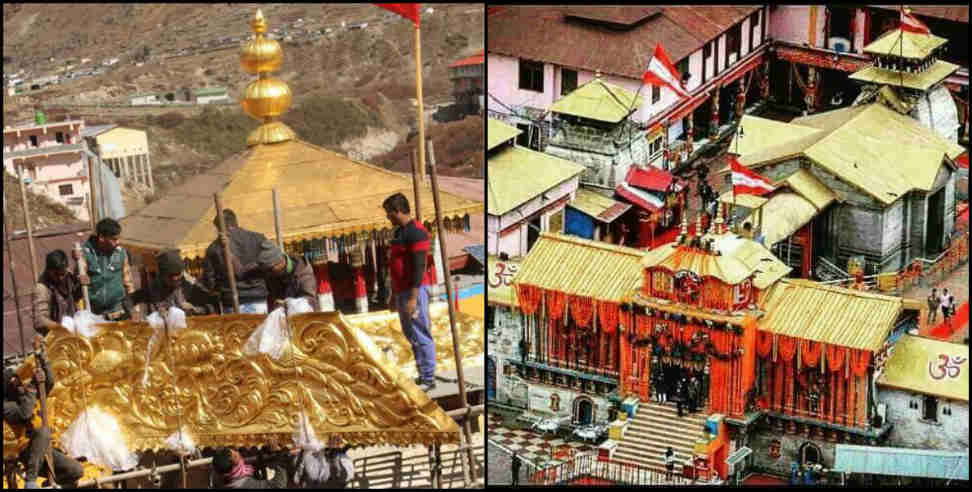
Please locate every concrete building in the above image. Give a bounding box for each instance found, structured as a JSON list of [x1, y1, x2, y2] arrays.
[[130, 92, 163, 106], [449, 50, 485, 115], [82, 125, 154, 191], [487, 118, 585, 259], [876, 335, 968, 452], [488, 6, 771, 170], [194, 86, 230, 104], [3, 118, 90, 221]]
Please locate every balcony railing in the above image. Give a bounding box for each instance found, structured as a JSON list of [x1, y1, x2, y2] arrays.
[[4, 142, 84, 160]]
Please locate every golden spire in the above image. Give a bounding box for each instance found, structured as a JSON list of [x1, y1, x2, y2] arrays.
[[240, 8, 296, 146]]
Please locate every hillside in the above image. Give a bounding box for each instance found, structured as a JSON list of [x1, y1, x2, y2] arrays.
[[3, 170, 80, 231]]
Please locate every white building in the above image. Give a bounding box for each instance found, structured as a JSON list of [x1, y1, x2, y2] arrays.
[[130, 93, 162, 106], [194, 86, 230, 104]]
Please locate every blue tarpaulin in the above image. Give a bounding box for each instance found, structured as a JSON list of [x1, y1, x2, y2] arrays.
[[565, 206, 595, 239], [832, 444, 969, 480]]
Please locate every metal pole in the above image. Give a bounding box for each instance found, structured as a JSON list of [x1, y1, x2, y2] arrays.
[[213, 193, 241, 313], [411, 147, 422, 223], [2, 192, 28, 355], [74, 243, 91, 311], [426, 139, 475, 485], [16, 163, 40, 292], [272, 188, 284, 251]]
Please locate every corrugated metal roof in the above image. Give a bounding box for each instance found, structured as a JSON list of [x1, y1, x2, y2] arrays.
[[626, 165, 674, 192], [570, 188, 632, 223], [869, 5, 969, 23], [757, 279, 903, 352], [718, 190, 768, 209], [488, 6, 761, 80], [743, 103, 964, 206], [488, 118, 523, 151], [778, 169, 837, 211], [487, 145, 585, 216], [862, 28, 948, 59], [550, 78, 641, 123], [744, 192, 819, 247], [877, 335, 969, 402], [641, 232, 790, 290], [734, 115, 822, 158], [849, 61, 959, 91], [80, 124, 117, 138], [833, 444, 969, 480], [513, 232, 644, 303], [120, 139, 482, 259]]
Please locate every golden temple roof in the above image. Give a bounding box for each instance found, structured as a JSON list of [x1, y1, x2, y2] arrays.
[[513, 232, 644, 303], [488, 118, 523, 151], [641, 232, 790, 290], [120, 140, 482, 259], [487, 145, 585, 216], [877, 335, 969, 402], [862, 27, 948, 60], [33, 311, 460, 453], [777, 169, 837, 211], [743, 191, 819, 247], [758, 279, 904, 352], [849, 60, 959, 92], [550, 78, 641, 123]]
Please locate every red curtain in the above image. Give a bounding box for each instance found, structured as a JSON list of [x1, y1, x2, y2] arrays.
[[756, 331, 773, 358], [801, 340, 822, 368], [740, 316, 758, 409], [850, 349, 870, 378], [773, 360, 784, 412], [598, 301, 620, 335], [636, 314, 652, 337], [827, 345, 846, 373], [547, 290, 567, 322], [570, 295, 594, 328], [778, 335, 797, 362], [620, 325, 631, 396], [516, 284, 543, 316], [682, 322, 697, 344]]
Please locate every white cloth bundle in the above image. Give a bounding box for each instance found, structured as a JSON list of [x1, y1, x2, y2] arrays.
[[60, 310, 108, 338], [163, 427, 197, 456], [60, 406, 139, 471], [243, 299, 310, 360], [286, 297, 314, 315], [142, 307, 188, 386], [292, 411, 324, 452]]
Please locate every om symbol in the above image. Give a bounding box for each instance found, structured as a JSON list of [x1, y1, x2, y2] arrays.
[[488, 262, 519, 288], [928, 354, 967, 380]]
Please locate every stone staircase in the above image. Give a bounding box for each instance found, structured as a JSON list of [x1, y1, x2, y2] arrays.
[[613, 399, 709, 474]]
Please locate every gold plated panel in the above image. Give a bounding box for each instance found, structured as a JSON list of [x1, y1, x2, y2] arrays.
[[241, 78, 293, 120], [32, 312, 459, 453]]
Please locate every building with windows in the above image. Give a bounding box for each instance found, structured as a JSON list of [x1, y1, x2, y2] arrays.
[[487, 6, 771, 169], [194, 86, 230, 104], [3, 118, 90, 221], [82, 125, 154, 191], [449, 50, 485, 115]]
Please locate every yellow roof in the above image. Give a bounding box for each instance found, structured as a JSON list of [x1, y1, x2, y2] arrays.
[[877, 335, 969, 402], [875, 85, 912, 114], [777, 169, 837, 211], [744, 192, 820, 247], [488, 145, 585, 215], [849, 60, 959, 91], [487, 255, 520, 307], [742, 103, 964, 206], [513, 232, 644, 303], [120, 139, 483, 259], [488, 118, 523, 151], [733, 115, 822, 157], [41, 311, 460, 452], [642, 232, 791, 290], [718, 190, 768, 209], [550, 78, 641, 123], [758, 279, 904, 352], [863, 28, 948, 59], [570, 188, 632, 222]]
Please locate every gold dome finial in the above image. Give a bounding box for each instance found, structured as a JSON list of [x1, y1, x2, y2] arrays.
[[240, 8, 295, 146]]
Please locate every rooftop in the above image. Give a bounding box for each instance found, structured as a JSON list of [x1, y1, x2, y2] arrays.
[[877, 335, 969, 401], [550, 78, 641, 123], [449, 50, 484, 68], [863, 28, 948, 59], [570, 188, 632, 223], [487, 144, 585, 216], [487, 118, 522, 151]]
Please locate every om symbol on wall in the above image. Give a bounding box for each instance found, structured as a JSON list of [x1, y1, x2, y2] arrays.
[[928, 354, 967, 380]]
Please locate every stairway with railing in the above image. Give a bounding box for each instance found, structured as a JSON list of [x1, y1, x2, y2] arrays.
[[525, 453, 694, 485]]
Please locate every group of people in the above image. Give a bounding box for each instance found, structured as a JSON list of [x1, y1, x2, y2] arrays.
[[8, 193, 439, 488], [927, 287, 957, 328], [651, 362, 707, 418]]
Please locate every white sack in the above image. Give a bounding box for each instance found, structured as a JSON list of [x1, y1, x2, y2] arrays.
[[60, 310, 108, 338], [60, 406, 139, 471], [243, 307, 289, 360]]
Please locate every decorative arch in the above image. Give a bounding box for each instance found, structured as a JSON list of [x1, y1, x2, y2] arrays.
[[572, 395, 596, 425], [799, 441, 823, 466]]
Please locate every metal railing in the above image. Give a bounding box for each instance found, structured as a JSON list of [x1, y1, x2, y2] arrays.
[[526, 454, 695, 486]]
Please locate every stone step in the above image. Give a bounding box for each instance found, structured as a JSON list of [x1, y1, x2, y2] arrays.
[[617, 435, 699, 459], [628, 413, 707, 433], [622, 423, 705, 448]]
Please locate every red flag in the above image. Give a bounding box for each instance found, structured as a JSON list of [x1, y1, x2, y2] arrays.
[[730, 156, 774, 197], [900, 9, 930, 34], [642, 43, 690, 99], [375, 3, 420, 26]]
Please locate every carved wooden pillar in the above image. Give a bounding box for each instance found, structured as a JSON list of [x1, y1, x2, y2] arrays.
[[710, 86, 721, 137], [686, 112, 695, 149], [736, 77, 747, 119], [804, 67, 819, 114], [760, 61, 771, 101]]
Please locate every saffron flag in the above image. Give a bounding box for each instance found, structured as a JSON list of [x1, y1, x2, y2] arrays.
[[642, 43, 690, 99], [375, 3, 420, 26], [730, 156, 774, 196], [900, 9, 930, 34]]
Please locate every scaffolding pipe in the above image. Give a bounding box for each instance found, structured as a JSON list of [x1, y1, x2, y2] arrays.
[[2, 192, 28, 355]]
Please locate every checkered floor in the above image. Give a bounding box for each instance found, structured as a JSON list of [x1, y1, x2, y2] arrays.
[[487, 412, 597, 465]]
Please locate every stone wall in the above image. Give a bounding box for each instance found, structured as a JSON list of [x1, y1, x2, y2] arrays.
[[545, 120, 649, 189], [878, 387, 970, 451], [834, 205, 884, 271], [916, 85, 961, 143], [749, 429, 836, 477], [489, 306, 522, 406]]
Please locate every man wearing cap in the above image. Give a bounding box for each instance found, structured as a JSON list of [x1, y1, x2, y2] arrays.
[[131, 250, 210, 315], [72, 218, 137, 321], [33, 250, 83, 335], [256, 241, 318, 311], [383, 192, 436, 392], [202, 209, 271, 314]]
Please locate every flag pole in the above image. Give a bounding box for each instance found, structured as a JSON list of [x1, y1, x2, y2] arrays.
[[415, 17, 427, 184]]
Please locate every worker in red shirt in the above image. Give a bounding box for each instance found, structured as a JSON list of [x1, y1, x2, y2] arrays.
[[383, 193, 437, 391]]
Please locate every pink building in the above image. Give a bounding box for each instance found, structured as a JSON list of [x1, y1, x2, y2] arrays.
[[3, 118, 91, 221], [487, 6, 771, 169]]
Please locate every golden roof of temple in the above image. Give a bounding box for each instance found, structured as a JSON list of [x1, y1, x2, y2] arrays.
[[877, 335, 969, 402], [27, 311, 460, 453], [550, 78, 641, 123], [641, 233, 790, 290], [862, 27, 948, 60]]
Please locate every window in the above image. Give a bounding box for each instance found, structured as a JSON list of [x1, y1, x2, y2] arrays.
[[561, 68, 577, 96], [702, 42, 712, 83], [55, 131, 64, 144], [922, 395, 938, 422], [676, 58, 689, 85], [519, 59, 544, 92], [58, 184, 73, 196], [29, 135, 39, 147], [727, 23, 741, 59], [651, 84, 660, 104], [750, 11, 760, 51], [550, 393, 560, 412], [649, 136, 662, 157]]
